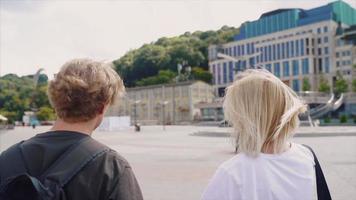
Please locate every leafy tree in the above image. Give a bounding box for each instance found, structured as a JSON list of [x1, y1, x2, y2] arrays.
[[36, 106, 55, 121], [352, 79, 356, 92], [302, 77, 311, 91], [113, 26, 240, 87], [136, 70, 176, 86], [191, 67, 212, 83], [334, 75, 348, 94], [318, 76, 330, 93]]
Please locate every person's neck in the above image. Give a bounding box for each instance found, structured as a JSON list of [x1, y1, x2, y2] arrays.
[[50, 119, 96, 136]]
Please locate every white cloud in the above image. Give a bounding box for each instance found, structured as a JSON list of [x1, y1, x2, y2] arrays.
[[1, 0, 355, 77]]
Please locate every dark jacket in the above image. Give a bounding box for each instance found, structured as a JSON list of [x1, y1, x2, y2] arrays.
[[0, 131, 143, 200]]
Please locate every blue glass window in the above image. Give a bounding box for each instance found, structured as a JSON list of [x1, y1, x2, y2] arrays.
[[266, 64, 272, 72], [324, 36, 328, 43], [273, 63, 280, 77], [290, 41, 294, 57], [251, 43, 255, 54], [268, 45, 272, 61], [264, 46, 268, 62], [300, 39, 304, 56], [283, 61, 290, 77], [212, 64, 216, 84], [272, 44, 276, 61], [259, 47, 263, 62], [238, 45, 241, 56], [302, 58, 309, 75], [241, 45, 245, 55], [223, 63, 227, 83], [292, 79, 300, 91], [281, 43, 285, 59], [247, 43, 250, 54], [228, 62, 234, 82], [324, 57, 330, 73], [286, 42, 290, 58], [217, 63, 221, 84], [233, 46, 237, 56], [317, 28, 321, 34], [324, 47, 329, 55], [324, 26, 328, 33], [277, 44, 281, 60], [292, 60, 299, 76], [295, 40, 299, 57]]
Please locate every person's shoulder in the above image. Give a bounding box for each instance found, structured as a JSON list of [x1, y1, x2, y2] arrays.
[[217, 153, 247, 175], [291, 143, 315, 164]]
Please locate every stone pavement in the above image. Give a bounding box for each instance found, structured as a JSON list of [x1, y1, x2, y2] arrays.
[[0, 125, 355, 200]]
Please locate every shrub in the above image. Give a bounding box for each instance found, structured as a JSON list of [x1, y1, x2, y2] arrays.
[[324, 117, 331, 123], [339, 115, 348, 123]]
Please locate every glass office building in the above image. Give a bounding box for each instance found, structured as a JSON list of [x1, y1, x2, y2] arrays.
[[209, 0, 356, 97]]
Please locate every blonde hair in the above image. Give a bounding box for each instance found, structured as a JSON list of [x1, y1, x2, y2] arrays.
[[48, 59, 125, 122], [223, 69, 306, 156]]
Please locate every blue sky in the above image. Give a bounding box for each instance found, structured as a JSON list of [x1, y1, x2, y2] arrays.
[[0, 0, 355, 77]]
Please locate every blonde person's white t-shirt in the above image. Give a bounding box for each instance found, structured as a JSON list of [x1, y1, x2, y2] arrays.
[[202, 143, 317, 200]]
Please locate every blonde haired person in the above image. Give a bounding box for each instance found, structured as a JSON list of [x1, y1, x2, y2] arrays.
[[0, 59, 143, 200], [202, 69, 330, 200]]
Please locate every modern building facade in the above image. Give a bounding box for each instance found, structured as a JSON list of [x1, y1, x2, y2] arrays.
[[209, 0, 356, 97], [107, 81, 214, 125]]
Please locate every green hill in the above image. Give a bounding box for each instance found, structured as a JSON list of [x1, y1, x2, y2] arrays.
[[113, 25, 240, 87]]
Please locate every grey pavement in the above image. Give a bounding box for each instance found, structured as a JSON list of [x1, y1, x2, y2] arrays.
[[0, 125, 355, 200]]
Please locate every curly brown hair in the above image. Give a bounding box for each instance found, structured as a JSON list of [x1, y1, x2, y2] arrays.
[[48, 59, 125, 122]]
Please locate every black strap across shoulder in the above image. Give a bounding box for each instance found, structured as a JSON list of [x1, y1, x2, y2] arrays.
[[302, 144, 332, 200]]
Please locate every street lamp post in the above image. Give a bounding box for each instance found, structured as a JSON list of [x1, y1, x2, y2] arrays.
[[161, 101, 169, 131], [133, 100, 141, 128]]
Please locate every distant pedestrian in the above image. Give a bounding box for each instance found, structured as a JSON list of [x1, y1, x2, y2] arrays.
[[202, 69, 331, 200], [0, 59, 143, 200]]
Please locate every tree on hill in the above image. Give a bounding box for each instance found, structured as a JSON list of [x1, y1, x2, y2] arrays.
[[113, 26, 239, 87]]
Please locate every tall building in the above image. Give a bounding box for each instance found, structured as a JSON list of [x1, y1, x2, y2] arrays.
[[209, 0, 356, 97]]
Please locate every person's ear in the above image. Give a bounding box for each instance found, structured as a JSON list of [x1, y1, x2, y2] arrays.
[[98, 104, 105, 115]]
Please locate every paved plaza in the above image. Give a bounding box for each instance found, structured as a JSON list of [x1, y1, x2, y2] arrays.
[[0, 125, 355, 200]]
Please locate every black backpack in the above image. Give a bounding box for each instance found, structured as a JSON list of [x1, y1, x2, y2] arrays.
[[0, 137, 109, 200]]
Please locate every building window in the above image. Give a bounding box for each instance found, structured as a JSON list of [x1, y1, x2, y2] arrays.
[[247, 43, 250, 54], [217, 63, 221, 84], [238, 45, 241, 56], [281, 43, 285, 59], [293, 79, 300, 91], [295, 40, 299, 57], [292, 60, 299, 76], [324, 47, 329, 55], [317, 28, 321, 34], [283, 61, 290, 77], [223, 63, 228, 83], [302, 58, 309, 75], [317, 38, 321, 44], [300, 39, 304, 56], [324, 26, 328, 32], [266, 64, 272, 72], [241, 45, 245, 55], [228, 62, 234, 82], [212, 64, 216, 84], [336, 52, 340, 57], [324, 36, 328, 43], [286, 42, 290, 58], [277, 44, 281, 60], [233, 46, 237, 57], [264, 46, 268, 62], [336, 61, 340, 67], [272, 44, 276, 61], [273, 63, 280, 77], [268, 45, 272, 61], [318, 48, 322, 55], [290, 41, 294, 57], [324, 57, 330, 73]]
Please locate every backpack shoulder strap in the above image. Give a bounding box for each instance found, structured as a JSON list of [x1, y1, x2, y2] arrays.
[[40, 137, 109, 187], [302, 144, 332, 200]]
